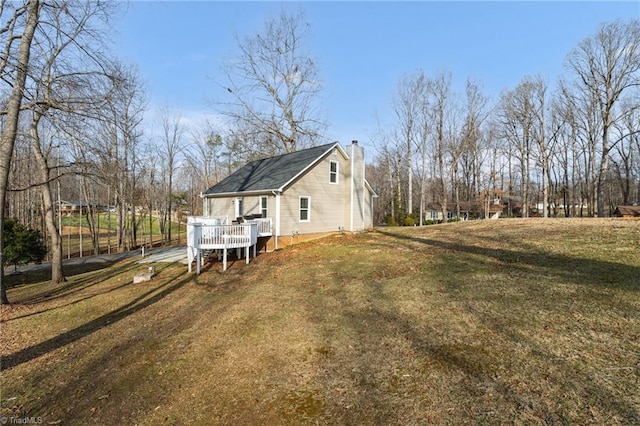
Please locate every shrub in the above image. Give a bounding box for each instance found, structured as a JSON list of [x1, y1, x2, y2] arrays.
[[3, 218, 47, 271], [403, 216, 416, 226]]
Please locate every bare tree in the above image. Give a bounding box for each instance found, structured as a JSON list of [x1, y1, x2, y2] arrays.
[[557, 77, 602, 216], [218, 9, 325, 155], [0, 0, 40, 304], [21, 0, 117, 282], [416, 78, 433, 225], [184, 120, 225, 189], [497, 77, 546, 218], [429, 71, 465, 223], [182, 120, 225, 213], [98, 64, 146, 252], [158, 108, 183, 244], [391, 70, 426, 217], [611, 103, 640, 205], [566, 19, 640, 216], [526, 76, 558, 218], [459, 78, 489, 212]]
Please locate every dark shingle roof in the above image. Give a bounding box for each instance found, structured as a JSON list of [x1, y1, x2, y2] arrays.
[[202, 143, 338, 196]]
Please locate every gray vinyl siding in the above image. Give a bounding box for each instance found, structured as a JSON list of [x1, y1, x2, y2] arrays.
[[205, 197, 235, 222], [205, 195, 271, 222], [279, 150, 350, 235], [365, 193, 374, 229]]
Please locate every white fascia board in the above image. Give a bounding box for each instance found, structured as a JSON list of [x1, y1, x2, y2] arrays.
[[365, 179, 379, 197], [201, 189, 279, 198], [278, 142, 348, 192]]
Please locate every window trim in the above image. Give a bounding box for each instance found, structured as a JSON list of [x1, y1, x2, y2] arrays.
[[260, 196, 268, 218], [234, 197, 243, 218], [299, 196, 310, 222], [329, 160, 339, 184]]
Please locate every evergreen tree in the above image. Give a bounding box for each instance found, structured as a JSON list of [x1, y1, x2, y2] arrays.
[[3, 218, 47, 272]]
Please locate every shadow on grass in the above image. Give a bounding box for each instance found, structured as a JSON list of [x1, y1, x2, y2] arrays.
[[376, 229, 640, 291], [5, 259, 133, 289], [362, 279, 639, 423], [4, 280, 135, 323], [18, 265, 255, 424], [296, 232, 639, 423], [4, 258, 142, 306], [1, 272, 195, 370]]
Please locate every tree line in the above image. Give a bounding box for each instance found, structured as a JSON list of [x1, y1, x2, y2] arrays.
[[370, 19, 639, 226], [1, 4, 638, 304]]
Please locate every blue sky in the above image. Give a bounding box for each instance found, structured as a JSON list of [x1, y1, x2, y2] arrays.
[[115, 1, 640, 154]]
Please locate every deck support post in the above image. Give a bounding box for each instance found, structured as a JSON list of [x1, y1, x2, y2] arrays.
[[223, 248, 228, 271]]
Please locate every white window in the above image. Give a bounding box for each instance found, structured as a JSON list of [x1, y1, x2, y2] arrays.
[[260, 196, 268, 218], [299, 196, 310, 222], [330, 161, 338, 184]]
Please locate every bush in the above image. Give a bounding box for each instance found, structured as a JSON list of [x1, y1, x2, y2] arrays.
[[3, 218, 47, 271], [403, 216, 416, 226], [384, 214, 398, 227]]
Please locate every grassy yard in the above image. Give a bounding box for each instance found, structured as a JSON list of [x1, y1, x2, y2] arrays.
[[1, 219, 639, 425]]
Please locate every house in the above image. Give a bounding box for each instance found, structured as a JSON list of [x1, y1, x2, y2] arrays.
[[424, 201, 502, 221], [199, 140, 377, 251], [614, 205, 640, 218], [58, 200, 112, 216]]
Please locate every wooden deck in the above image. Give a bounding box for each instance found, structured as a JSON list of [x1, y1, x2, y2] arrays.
[[186, 216, 272, 273]]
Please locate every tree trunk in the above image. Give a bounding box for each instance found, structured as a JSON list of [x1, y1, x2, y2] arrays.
[[0, 0, 41, 304], [30, 115, 65, 283], [596, 127, 611, 217]]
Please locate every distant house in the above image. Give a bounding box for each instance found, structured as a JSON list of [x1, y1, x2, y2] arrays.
[[59, 200, 109, 216], [199, 141, 377, 250], [59, 200, 89, 216], [424, 201, 502, 221], [614, 205, 640, 218]]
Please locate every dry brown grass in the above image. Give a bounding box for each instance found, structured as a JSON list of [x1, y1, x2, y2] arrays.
[[1, 218, 639, 425]]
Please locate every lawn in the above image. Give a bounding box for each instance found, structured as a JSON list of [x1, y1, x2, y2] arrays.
[[1, 219, 639, 425]]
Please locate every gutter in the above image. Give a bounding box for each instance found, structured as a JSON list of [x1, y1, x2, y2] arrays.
[[271, 190, 282, 250], [201, 189, 280, 198]]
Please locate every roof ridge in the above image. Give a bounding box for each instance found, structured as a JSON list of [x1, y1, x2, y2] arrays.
[[246, 142, 338, 165]]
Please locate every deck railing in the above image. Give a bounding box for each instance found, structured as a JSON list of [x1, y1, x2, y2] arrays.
[[242, 218, 272, 236], [188, 223, 257, 250]]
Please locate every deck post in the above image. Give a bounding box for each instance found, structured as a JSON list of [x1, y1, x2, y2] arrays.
[[223, 248, 228, 271]]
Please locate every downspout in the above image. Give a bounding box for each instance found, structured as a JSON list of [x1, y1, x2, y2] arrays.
[[272, 190, 281, 250], [361, 150, 366, 231], [350, 145, 354, 232]]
